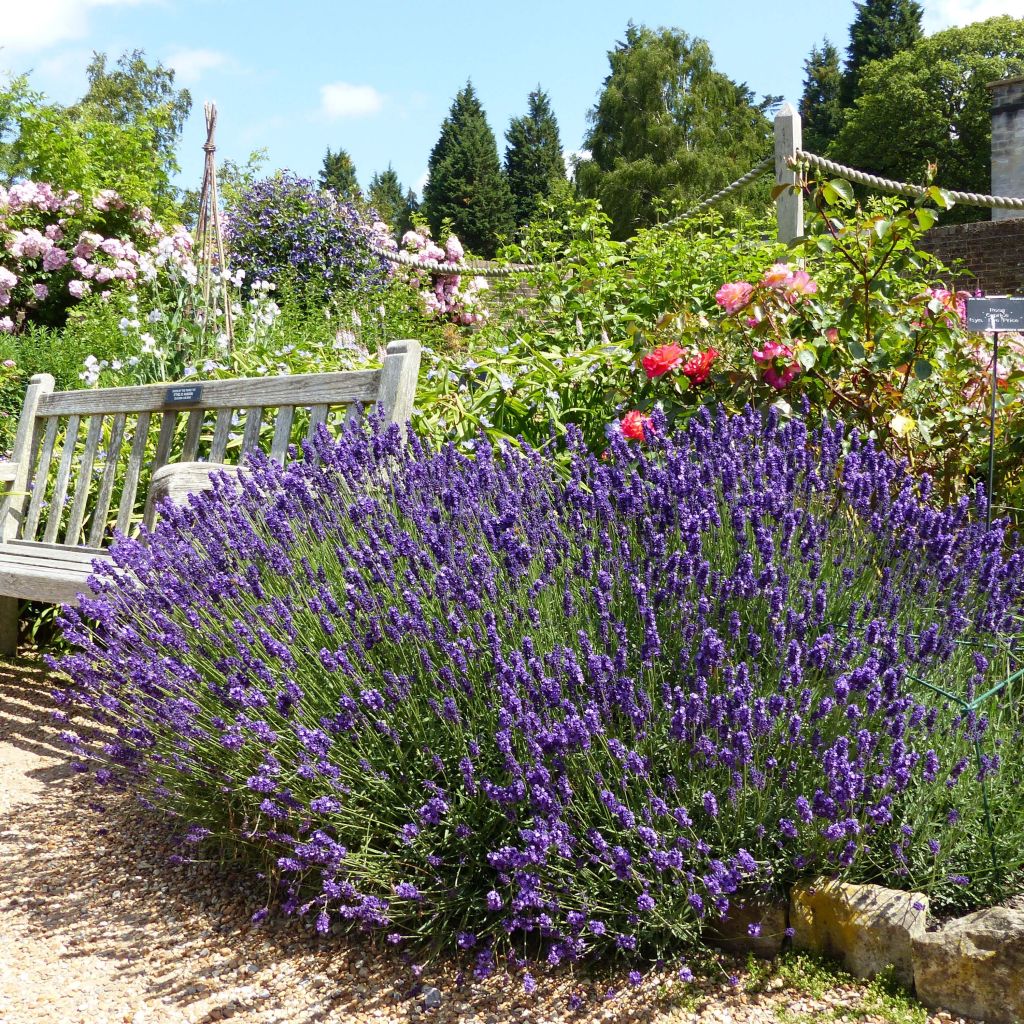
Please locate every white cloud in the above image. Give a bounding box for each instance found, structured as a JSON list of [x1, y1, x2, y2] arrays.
[[924, 0, 1024, 31], [319, 81, 384, 119], [165, 48, 234, 85], [2, 0, 146, 54]]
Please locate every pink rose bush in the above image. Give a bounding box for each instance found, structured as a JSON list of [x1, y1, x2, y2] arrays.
[[0, 180, 195, 330], [399, 226, 489, 326]]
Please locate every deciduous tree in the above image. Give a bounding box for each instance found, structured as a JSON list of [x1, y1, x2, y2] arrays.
[[575, 24, 774, 240]]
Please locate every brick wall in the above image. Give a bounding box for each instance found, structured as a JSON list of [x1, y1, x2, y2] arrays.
[[918, 218, 1024, 295]]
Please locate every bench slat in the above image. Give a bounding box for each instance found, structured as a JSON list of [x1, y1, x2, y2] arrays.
[[209, 407, 232, 463], [87, 412, 126, 548], [181, 408, 205, 462], [38, 369, 382, 417], [64, 415, 104, 545], [24, 416, 59, 542], [145, 412, 179, 529], [270, 405, 294, 463], [43, 414, 81, 545], [307, 404, 329, 441], [115, 412, 151, 537], [241, 406, 263, 453]]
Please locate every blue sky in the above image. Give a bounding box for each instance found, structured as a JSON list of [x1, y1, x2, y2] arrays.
[[2, 0, 1020, 199]]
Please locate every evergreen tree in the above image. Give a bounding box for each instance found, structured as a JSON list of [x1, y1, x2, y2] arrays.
[[368, 165, 417, 237], [319, 147, 360, 200], [422, 82, 515, 257], [841, 0, 924, 106], [800, 39, 845, 155], [504, 87, 566, 225], [576, 23, 773, 240]]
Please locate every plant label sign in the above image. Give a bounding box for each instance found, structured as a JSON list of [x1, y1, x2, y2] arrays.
[[966, 297, 1024, 333], [164, 384, 204, 406]]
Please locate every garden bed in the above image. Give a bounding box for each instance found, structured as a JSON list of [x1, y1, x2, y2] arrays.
[[0, 660, 976, 1024]]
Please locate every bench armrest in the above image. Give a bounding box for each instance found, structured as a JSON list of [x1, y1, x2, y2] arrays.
[[0, 462, 19, 484]]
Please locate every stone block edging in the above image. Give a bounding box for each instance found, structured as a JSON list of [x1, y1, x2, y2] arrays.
[[703, 878, 1024, 1024]]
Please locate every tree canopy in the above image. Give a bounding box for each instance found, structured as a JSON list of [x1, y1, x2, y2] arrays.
[[575, 24, 774, 240], [833, 15, 1024, 220], [841, 0, 924, 106], [368, 166, 417, 237], [800, 39, 845, 155], [319, 147, 360, 201], [0, 56, 188, 219], [422, 82, 515, 257], [505, 87, 566, 226]]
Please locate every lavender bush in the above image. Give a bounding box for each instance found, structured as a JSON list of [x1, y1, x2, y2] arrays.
[[54, 409, 1024, 964], [225, 172, 389, 300]]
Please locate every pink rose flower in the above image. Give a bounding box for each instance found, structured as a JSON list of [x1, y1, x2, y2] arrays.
[[68, 279, 88, 298], [0, 267, 17, 290], [0, 317, 13, 334], [760, 263, 794, 289], [33, 283, 48, 300], [715, 281, 754, 314], [784, 269, 817, 299]]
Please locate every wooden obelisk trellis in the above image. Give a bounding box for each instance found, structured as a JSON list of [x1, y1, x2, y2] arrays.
[[194, 101, 234, 358]]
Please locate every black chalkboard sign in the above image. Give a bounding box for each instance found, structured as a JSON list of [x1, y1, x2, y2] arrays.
[[164, 384, 204, 406], [966, 297, 1024, 333]]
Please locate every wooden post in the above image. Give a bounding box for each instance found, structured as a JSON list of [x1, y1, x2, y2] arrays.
[[377, 339, 422, 433], [0, 372, 53, 655], [775, 102, 803, 244]]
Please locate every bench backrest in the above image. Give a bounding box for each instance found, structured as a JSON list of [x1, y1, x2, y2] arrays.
[[0, 338, 420, 550]]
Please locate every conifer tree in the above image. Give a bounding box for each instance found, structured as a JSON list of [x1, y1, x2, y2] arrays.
[[367, 166, 413, 234], [841, 0, 924, 106], [423, 82, 515, 257], [800, 39, 845, 154], [504, 87, 566, 225], [319, 147, 360, 201]]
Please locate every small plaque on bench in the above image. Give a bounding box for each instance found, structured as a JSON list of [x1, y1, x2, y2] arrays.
[[164, 384, 204, 406]]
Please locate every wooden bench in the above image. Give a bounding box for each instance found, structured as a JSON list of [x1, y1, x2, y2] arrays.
[[0, 338, 421, 654]]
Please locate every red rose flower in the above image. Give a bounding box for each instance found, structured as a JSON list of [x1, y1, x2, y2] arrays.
[[620, 410, 652, 441], [641, 343, 684, 379], [681, 347, 718, 385]]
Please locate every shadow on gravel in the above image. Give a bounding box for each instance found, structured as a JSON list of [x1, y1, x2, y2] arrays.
[[0, 656, 707, 1024]]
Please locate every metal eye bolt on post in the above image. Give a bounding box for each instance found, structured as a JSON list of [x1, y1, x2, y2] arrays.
[[965, 297, 1024, 528]]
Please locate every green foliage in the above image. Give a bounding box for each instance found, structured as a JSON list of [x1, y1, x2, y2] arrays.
[[74, 50, 191, 176], [504, 87, 566, 226], [833, 16, 1024, 220], [319, 146, 360, 201], [841, 0, 924, 107], [368, 166, 417, 237], [423, 82, 516, 258], [0, 53, 188, 220], [800, 40, 845, 155], [575, 23, 774, 240]]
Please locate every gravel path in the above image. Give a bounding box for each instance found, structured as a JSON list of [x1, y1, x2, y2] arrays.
[[0, 658, 975, 1024]]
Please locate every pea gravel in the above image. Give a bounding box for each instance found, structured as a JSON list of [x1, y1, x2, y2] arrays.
[[0, 659, 977, 1024]]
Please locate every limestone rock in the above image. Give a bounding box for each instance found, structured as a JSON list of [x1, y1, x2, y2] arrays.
[[912, 907, 1024, 1024], [790, 878, 927, 986], [704, 900, 789, 959]]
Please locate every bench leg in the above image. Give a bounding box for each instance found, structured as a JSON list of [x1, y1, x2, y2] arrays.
[[0, 596, 19, 656]]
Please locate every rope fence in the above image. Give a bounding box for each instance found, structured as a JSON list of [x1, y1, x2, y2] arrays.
[[789, 149, 1024, 211]]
